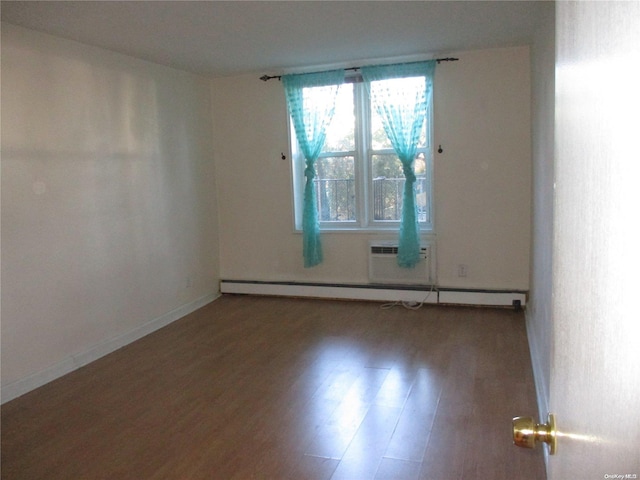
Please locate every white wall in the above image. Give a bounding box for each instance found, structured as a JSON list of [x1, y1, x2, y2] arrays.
[[526, 3, 555, 422], [213, 46, 531, 291], [1, 24, 220, 401]]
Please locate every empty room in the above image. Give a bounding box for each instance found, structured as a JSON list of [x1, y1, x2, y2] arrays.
[[2, 1, 639, 479]]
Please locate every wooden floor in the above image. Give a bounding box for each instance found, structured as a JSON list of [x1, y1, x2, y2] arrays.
[[1, 295, 545, 480]]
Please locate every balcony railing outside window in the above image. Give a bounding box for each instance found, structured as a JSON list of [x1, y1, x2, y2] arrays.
[[314, 176, 428, 223], [316, 178, 355, 221]]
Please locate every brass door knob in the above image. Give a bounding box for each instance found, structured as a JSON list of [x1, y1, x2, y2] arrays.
[[512, 413, 557, 455]]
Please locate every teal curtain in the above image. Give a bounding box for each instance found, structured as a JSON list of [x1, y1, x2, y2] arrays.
[[361, 61, 435, 268], [282, 70, 343, 267]]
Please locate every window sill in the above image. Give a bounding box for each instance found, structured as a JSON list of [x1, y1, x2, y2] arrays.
[[293, 227, 434, 235]]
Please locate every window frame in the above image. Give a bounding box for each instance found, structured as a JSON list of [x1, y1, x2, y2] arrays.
[[290, 75, 434, 233]]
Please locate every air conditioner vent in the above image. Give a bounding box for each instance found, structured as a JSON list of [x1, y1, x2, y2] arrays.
[[370, 245, 399, 255]]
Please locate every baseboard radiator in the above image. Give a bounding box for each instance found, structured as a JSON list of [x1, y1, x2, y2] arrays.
[[221, 239, 525, 307], [220, 280, 527, 308]]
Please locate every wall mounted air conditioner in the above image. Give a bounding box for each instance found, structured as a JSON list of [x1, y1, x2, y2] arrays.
[[368, 240, 436, 285]]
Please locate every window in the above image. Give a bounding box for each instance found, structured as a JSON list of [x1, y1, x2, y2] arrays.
[[291, 75, 433, 231]]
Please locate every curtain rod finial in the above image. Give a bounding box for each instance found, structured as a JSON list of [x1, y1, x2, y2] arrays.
[[260, 74, 282, 81], [436, 57, 459, 64]]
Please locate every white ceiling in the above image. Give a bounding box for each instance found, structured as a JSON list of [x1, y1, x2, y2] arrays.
[[1, 1, 551, 77]]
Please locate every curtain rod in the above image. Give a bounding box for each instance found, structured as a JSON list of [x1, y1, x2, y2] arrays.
[[259, 57, 458, 81]]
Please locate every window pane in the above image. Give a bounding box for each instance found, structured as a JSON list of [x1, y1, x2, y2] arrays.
[[315, 156, 355, 222], [323, 84, 355, 153], [370, 76, 428, 149], [372, 154, 403, 221], [414, 153, 429, 224], [372, 153, 428, 222], [371, 110, 393, 150], [291, 78, 433, 231]]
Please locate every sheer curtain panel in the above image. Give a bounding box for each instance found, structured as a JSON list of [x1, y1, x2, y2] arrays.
[[282, 70, 343, 267], [361, 61, 436, 268]]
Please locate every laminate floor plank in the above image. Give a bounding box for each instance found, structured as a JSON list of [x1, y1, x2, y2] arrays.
[[329, 404, 402, 480], [383, 368, 442, 463], [375, 458, 422, 480], [1, 295, 545, 480]]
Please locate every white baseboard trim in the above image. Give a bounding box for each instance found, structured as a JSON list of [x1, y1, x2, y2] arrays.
[[221, 280, 438, 304], [438, 290, 526, 307], [220, 280, 526, 307], [1, 292, 219, 404]]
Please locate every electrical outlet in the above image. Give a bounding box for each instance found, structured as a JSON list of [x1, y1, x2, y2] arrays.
[[457, 264, 468, 277], [186, 276, 193, 288]]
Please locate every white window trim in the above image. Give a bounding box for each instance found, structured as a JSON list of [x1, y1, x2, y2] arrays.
[[289, 78, 434, 233]]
